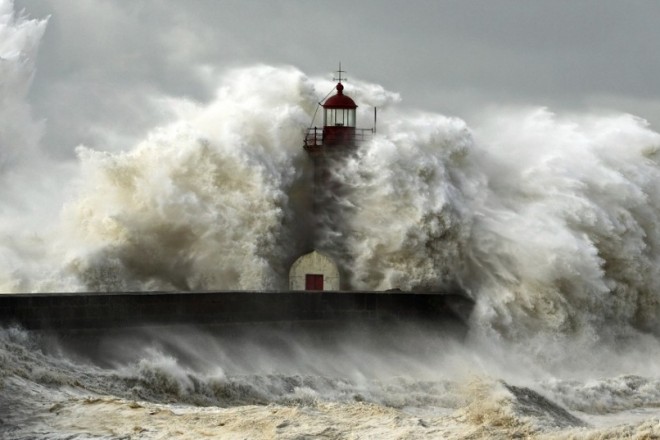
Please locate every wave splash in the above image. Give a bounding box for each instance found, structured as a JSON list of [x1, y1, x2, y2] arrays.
[[4, 326, 660, 438], [4, 1, 660, 438], [1, 1, 660, 357]]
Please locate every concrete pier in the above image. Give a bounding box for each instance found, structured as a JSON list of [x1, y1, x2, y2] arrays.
[[0, 290, 473, 331]]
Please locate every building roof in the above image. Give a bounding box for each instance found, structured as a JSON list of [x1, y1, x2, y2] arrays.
[[323, 82, 357, 109]]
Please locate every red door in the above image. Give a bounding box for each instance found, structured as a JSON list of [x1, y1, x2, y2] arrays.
[[305, 274, 324, 291]]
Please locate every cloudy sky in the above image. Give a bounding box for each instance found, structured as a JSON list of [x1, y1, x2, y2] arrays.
[[15, 0, 660, 157]]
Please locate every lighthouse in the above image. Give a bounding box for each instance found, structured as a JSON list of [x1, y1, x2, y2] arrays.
[[303, 65, 372, 154], [290, 65, 373, 291]]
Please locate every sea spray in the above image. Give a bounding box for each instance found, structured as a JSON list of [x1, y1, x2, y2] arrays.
[[332, 112, 477, 291], [0, 1, 61, 294], [5, 1, 660, 437], [3, 60, 660, 354], [0, 0, 46, 170], [3, 0, 660, 382], [1, 66, 319, 292], [464, 109, 660, 363]]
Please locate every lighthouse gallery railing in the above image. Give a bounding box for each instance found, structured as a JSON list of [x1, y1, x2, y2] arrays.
[[304, 127, 373, 147]]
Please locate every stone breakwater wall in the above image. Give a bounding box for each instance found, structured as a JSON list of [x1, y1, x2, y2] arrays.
[[0, 290, 473, 331]]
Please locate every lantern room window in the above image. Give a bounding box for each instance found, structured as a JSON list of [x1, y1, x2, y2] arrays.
[[324, 108, 356, 127]]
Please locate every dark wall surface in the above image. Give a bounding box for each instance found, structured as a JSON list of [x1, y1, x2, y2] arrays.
[[0, 291, 473, 332]]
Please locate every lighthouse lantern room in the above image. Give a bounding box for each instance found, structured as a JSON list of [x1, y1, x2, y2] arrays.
[[304, 64, 372, 153], [321, 81, 357, 146]]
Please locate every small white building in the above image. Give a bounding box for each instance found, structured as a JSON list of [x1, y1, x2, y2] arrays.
[[289, 250, 340, 291]]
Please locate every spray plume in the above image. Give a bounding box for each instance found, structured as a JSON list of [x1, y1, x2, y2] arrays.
[[2, 0, 660, 356]]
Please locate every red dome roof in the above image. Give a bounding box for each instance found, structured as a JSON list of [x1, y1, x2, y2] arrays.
[[323, 83, 357, 109]]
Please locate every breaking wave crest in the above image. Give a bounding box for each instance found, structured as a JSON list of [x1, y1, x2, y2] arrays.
[[6, 326, 660, 438], [59, 66, 318, 291]]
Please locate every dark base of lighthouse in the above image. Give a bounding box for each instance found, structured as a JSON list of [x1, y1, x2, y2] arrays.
[[0, 290, 473, 336]]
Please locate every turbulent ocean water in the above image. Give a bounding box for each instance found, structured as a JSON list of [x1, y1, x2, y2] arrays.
[[2, 1, 660, 438]]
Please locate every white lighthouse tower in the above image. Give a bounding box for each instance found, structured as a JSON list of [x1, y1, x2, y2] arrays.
[[289, 65, 374, 291]]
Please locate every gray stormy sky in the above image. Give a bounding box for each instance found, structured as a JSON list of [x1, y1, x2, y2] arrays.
[[15, 0, 660, 158]]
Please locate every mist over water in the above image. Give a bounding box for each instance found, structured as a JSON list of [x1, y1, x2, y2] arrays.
[[4, 1, 660, 437]]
